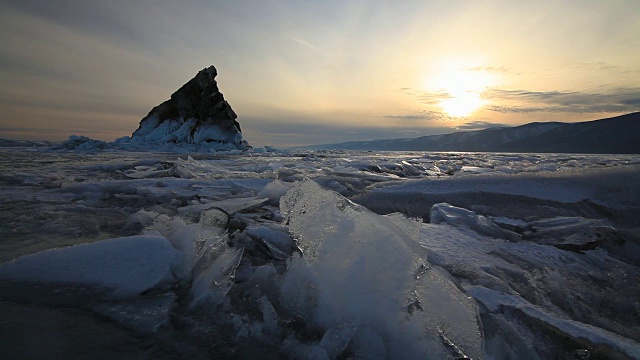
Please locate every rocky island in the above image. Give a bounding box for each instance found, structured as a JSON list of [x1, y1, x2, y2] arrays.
[[130, 66, 249, 150]]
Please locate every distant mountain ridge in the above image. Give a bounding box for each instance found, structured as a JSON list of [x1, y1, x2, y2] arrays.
[[308, 112, 640, 154]]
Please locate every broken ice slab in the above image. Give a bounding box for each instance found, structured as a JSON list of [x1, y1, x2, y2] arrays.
[[89, 293, 176, 334], [0, 234, 181, 300], [319, 322, 357, 358], [421, 219, 640, 349], [178, 196, 268, 216], [200, 208, 230, 229], [122, 161, 176, 179], [190, 242, 243, 307], [465, 285, 640, 359], [489, 216, 528, 232], [430, 203, 521, 241], [349, 326, 386, 360], [383, 212, 422, 242], [257, 295, 279, 336], [461, 166, 494, 174], [257, 179, 294, 202], [280, 180, 483, 359], [244, 225, 296, 259], [172, 156, 229, 179], [281, 338, 329, 360], [524, 216, 617, 251]]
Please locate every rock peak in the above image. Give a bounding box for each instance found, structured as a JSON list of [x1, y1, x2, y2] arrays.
[[131, 66, 248, 149]]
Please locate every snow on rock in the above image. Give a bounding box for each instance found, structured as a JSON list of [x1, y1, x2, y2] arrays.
[[280, 180, 484, 359], [430, 203, 521, 241], [0, 234, 180, 299], [130, 66, 249, 150]]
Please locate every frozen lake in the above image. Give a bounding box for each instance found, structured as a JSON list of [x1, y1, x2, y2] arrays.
[[1, 148, 640, 359]]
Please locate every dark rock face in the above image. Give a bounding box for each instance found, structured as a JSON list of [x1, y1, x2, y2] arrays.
[[131, 66, 248, 149]]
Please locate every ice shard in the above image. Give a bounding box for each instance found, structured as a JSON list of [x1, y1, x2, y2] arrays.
[[280, 180, 484, 359]]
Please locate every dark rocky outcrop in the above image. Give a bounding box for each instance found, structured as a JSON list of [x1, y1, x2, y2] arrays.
[[131, 66, 248, 149]]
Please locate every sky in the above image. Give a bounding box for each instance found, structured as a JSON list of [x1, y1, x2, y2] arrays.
[[0, 0, 639, 147]]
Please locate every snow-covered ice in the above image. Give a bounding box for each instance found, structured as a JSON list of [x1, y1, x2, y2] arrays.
[[0, 234, 180, 299], [1, 148, 639, 359]]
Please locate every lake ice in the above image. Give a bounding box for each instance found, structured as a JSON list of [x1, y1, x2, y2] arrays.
[[1, 148, 639, 359]]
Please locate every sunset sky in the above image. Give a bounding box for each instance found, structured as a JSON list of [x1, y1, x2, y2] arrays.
[[1, 0, 639, 147]]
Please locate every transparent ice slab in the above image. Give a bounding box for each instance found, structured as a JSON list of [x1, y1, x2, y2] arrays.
[[280, 180, 484, 359]]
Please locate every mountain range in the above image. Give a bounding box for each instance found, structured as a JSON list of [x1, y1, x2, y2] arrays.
[[306, 112, 640, 154]]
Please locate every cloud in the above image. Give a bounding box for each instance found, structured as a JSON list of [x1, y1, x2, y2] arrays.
[[397, 88, 451, 105], [484, 87, 640, 114], [378, 110, 459, 122], [415, 91, 452, 105], [379, 115, 428, 121], [466, 66, 525, 76], [570, 61, 619, 71], [467, 66, 510, 73], [0, 0, 137, 42], [456, 121, 510, 130], [487, 104, 639, 114], [289, 36, 323, 53], [396, 129, 423, 136]]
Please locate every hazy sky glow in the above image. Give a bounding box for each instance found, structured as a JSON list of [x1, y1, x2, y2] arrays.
[[1, 0, 639, 146]]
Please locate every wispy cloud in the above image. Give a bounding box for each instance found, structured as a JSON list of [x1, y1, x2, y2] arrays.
[[378, 110, 459, 122], [379, 115, 428, 121], [397, 88, 451, 105], [456, 121, 510, 130], [484, 87, 640, 114], [466, 65, 525, 76], [569, 61, 619, 71], [487, 104, 638, 114], [467, 66, 510, 73], [396, 129, 423, 136], [415, 91, 452, 105], [289, 35, 323, 53]]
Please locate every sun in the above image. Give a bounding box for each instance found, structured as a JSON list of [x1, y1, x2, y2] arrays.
[[439, 92, 484, 117], [423, 66, 492, 117]]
